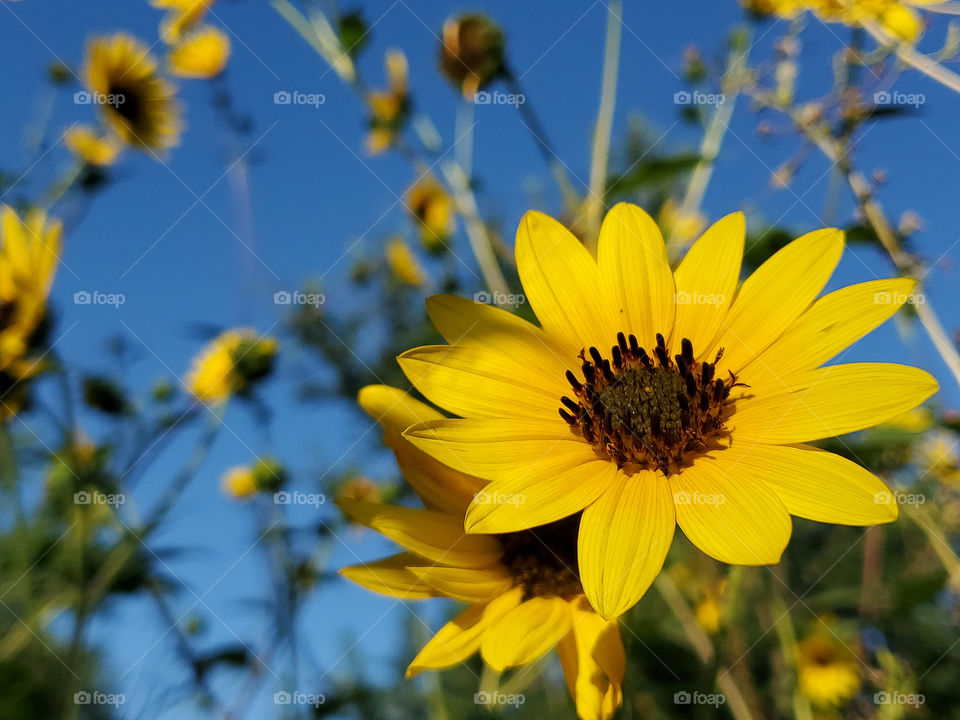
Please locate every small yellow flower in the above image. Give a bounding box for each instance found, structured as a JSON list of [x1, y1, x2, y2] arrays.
[[406, 177, 455, 252], [919, 430, 960, 487], [152, 0, 214, 44], [168, 26, 231, 79], [365, 50, 408, 155], [82, 33, 182, 152], [694, 579, 727, 634], [338, 475, 381, 503], [340, 385, 625, 720], [796, 633, 861, 707], [64, 125, 121, 166], [385, 237, 427, 286], [221, 466, 257, 500], [659, 198, 706, 245], [185, 329, 278, 404]]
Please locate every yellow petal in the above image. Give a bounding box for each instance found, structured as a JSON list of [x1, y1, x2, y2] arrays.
[[406, 565, 515, 602], [398, 344, 565, 419], [481, 596, 573, 671], [710, 228, 844, 374], [464, 458, 619, 534], [670, 212, 744, 356], [336, 499, 501, 567], [557, 597, 625, 720], [358, 384, 443, 434], [597, 203, 676, 346], [732, 363, 939, 444], [578, 469, 675, 620], [339, 552, 438, 599], [407, 587, 523, 677], [714, 443, 899, 524], [671, 453, 792, 564], [515, 210, 617, 353], [739, 278, 917, 393]]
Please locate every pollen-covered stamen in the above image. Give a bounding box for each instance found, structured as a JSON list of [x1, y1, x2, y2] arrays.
[[559, 333, 737, 474], [497, 515, 582, 600]]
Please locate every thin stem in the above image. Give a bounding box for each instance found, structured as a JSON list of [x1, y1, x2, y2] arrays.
[[584, 0, 623, 253], [861, 19, 960, 94]]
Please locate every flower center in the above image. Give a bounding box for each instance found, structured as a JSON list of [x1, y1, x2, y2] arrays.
[[497, 515, 582, 600], [559, 332, 737, 474]]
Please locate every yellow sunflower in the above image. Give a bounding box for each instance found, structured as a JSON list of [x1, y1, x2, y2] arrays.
[[64, 125, 121, 167], [406, 177, 455, 253], [386, 237, 427, 287], [397, 203, 937, 620], [339, 385, 624, 720], [168, 25, 231, 79], [0, 206, 61, 418], [184, 328, 277, 404], [796, 632, 861, 707], [221, 465, 257, 500], [82, 33, 182, 152], [152, 0, 214, 44]]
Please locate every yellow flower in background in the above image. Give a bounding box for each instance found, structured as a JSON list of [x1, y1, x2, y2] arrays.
[[185, 328, 278, 404], [82, 33, 182, 152], [659, 198, 706, 246], [64, 125, 121, 167], [365, 49, 408, 155], [386, 237, 427, 287], [339, 385, 624, 720], [168, 26, 231, 78], [919, 430, 960, 487], [406, 177, 455, 253], [694, 579, 726, 634], [153, 0, 213, 44], [337, 475, 382, 503], [398, 203, 937, 620], [439, 13, 506, 98], [221, 466, 257, 500], [796, 632, 861, 707]]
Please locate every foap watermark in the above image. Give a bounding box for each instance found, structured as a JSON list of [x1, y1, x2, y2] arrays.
[[473, 490, 525, 508], [674, 690, 726, 708], [74, 290, 126, 308], [74, 690, 126, 708], [875, 490, 925, 508], [874, 691, 925, 708], [274, 290, 325, 308], [673, 490, 725, 507], [473, 290, 525, 306], [273, 691, 326, 708], [474, 90, 525, 107], [474, 691, 525, 708], [874, 290, 924, 306], [674, 90, 725, 106], [74, 490, 126, 507], [273, 90, 325, 108], [74, 90, 125, 108], [274, 490, 326, 508], [874, 90, 925, 108], [676, 290, 726, 306]]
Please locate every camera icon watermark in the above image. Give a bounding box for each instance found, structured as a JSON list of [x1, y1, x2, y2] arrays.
[[74, 690, 125, 707], [473, 90, 526, 107], [273, 90, 325, 108], [74, 490, 126, 507], [473, 290, 525, 307], [873, 290, 924, 306], [473, 490, 525, 508], [676, 290, 726, 306], [273, 290, 325, 307], [273, 690, 325, 707], [74, 90, 125, 107], [875, 490, 925, 507], [674, 90, 725, 106], [673, 490, 725, 507], [73, 290, 126, 308], [274, 490, 326, 508], [873, 90, 925, 108], [674, 690, 726, 707], [874, 691, 925, 707], [474, 691, 525, 707]]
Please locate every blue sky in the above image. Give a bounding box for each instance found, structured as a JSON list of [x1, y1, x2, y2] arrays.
[[2, 0, 960, 717]]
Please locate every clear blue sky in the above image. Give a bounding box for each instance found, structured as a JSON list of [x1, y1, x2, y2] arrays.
[[2, 0, 959, 717]]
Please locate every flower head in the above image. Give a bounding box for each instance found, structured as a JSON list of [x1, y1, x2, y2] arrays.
[[406, 177, 455, 253], [168, 25, 231, 78], [64, 125, 121, 166], [340, 385, 624, 720], [796, 631, 860, 706], [386, 237, 427, 287], [152, 0, 214, 44], [398, 203, 937, 620], [365, 49, 409, 155], [439, 13, 505, 98], [221, 466, 257, 500], [82, 33, 182, 151], [185, 328, 278, 404]]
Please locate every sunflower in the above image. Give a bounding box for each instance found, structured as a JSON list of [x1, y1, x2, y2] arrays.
[[339, 385, 624, 720], [64, 125, 121, 167], [184, 328, 277, 404], [386, 237, 427, 287], [152, 0, 213, 44], [0, 206, 61, 418], [406, 177, 455, 253], [397, 203, 937, 620], [168, 25, 231, 79], [82, 33, 182, 152], [796, 632, 860, 707], [221, 466, 257, 500]]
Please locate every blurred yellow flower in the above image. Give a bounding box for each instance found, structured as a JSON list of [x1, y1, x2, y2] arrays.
[[882, 405, 934, 433], [385, 237, 427, 286], [340, 385, 624, 720], [64, 125, 121, 166], [398, 204, 936, 620], [659, 198, 706, 245], [168, 26, 231, 78], [406, 177, 455, 252], [153, 0, 213, 44], [796, 632, 860, 707], [919, 430, 960, 487], [82, 33, 182, 152], [0, 206, 61, 419], [221, 466, 257, 500], [338, 475, 381, 504], [439, 13, 505, 98], [365, 50, 408, 155], [185, 328, 278, 404], [694, 579, 727, 634]]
